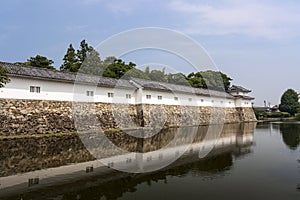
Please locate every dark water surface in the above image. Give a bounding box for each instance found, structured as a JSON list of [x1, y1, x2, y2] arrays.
[[1, 122, 300, 200]]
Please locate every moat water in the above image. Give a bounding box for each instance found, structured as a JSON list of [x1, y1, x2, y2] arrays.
[[1, 122, 300, 200]]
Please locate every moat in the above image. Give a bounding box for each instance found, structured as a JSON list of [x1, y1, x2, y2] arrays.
[[0, 122, 299, 200]]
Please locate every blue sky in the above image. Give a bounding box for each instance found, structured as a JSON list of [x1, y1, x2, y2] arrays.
[[1, 0, 300, 106]]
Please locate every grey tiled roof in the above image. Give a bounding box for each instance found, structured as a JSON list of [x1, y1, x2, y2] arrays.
[[0, 62, 136, 89], [229, 85, 251, 93], [131, 78, 235, 99], [1, 62, 253, 100], [234, 95, 255, 100]]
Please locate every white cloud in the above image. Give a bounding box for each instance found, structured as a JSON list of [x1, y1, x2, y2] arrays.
[[169, 0, 300, 39]]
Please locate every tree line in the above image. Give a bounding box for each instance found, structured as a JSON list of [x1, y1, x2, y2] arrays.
[[0, 39, 232, 91]]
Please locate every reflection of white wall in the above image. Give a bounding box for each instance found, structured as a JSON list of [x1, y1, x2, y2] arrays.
[[0, 77, 252, 107]]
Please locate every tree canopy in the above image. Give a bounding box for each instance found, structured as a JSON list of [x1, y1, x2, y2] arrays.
[[187, 71, 232, 91], [60, 40, 104, 74], [0, 64, 10, 88], [23, 55, 56, 70], [102, 59, 136, 79], [279, 89, 300, 116], [60, 44, 79, 72], [77, 40, 93, 64]]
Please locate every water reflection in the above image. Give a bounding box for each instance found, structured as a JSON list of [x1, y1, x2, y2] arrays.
[[0, 123, 256, 199], [13, 153, 237, 200], [278, 123, 300, 150]]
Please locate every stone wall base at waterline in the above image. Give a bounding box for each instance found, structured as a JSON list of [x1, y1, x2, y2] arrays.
[[0, 99, 257, 136]]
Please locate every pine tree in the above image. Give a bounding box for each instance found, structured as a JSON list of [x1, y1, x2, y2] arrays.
[[77, 40, 93, 64], [80, 49, 104, 75], [60, 44, 79, 72], [26, 55, 55, 70]]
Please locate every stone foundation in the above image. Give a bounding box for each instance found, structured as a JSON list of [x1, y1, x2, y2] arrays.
[[0, 99, 257, 136], [138, 104, 256, 127]]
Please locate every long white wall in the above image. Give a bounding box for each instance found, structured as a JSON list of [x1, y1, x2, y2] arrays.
[[1, 77, 75, 101], [0, 77, 253, 107], [136, 89, 239, 108], [0, 77, 136, 104]]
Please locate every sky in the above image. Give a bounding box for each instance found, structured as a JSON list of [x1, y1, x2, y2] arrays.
[[1, 0, 300, 106]]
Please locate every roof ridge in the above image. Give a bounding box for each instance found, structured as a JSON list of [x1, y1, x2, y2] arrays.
[[131, 77, 226, 93], [0, 61, 79, 76], [1, 61, 127, 81], [0, 61, 136, 89]]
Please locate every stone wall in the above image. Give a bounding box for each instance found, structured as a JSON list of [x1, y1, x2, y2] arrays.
[[0, 99, 139, 136], [0, 99, 256, 136], [0, 100, 74, 135], [138, 104, 256, 127]]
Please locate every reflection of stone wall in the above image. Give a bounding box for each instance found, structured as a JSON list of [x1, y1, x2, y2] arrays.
[[0, 134, 95, 177], [0, 99, 256, 136], [0, 123, 256, 177]]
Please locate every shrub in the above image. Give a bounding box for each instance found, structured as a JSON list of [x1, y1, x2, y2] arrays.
[[265, 112, 291, 118], [281, 112, 291, 118], [266, 112, 282, 118]]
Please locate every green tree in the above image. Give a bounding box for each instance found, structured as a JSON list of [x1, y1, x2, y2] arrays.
[[25, 55, 55, 70], [187, 71, 232, 91], [60, 44, 79, 72], [103, 56, 117, 66], [220, 72, 233, 91], [187, 72, 207, 88], [60, 40, 103, 74], [79, 49, 104, 75], [145, 66, 150, 75], [148, 68, 167, 82], [279, 89, 299, 116], [77, 40, 93, 64], [123, 68, 150, 80], [0, 64, 10, 88], [102, 59, 137, 79], [166, 73, 189, 85]]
